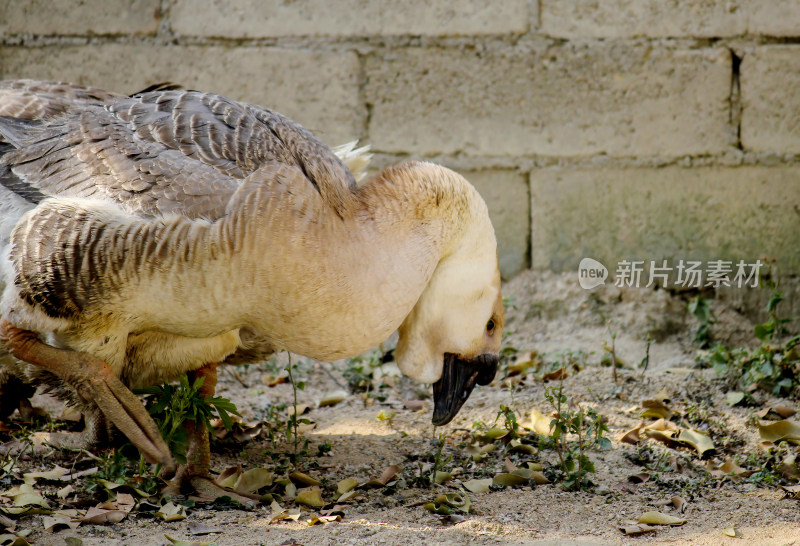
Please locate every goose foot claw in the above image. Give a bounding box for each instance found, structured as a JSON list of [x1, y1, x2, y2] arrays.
[[0, 319, 175, 473]]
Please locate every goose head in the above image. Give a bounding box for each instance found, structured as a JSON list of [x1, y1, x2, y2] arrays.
[[393, 167, 504, 426]]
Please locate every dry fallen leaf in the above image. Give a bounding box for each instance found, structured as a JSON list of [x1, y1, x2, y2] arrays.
[[758, 420, 800, 445], [707, 458, 753, 478], [307, 514, 341, 526], [269, 507, 302, 523], [107, 493, 135, 513], [289, 471, 320, 487], [530, 471, 550, 485], [23, 466, 70, 482], [529, 409, 555, 437], [164, 534, 218, 546], [234, 468, 274, 494], [640, 399, 673, 420], [542, 367, 568, 381], [638, 511, 687, 526], [503, 457, 518, 473], [645, 418, 679, 432], [505, 351, 538, 377], [56, 485, 74, 500], [620, 524, 657, 536], [725, 391, 745, 406], [155, 502, 187, 522], [232, 422, 264, 442], [627, 472, 650, 484], [722, 527, 739, 537], [478, 428, 510, 442], [665, 496, 687, 513], [462, 478, 493, 493], [296, 421, 317, 434], [424, 492, 471, 515], [215, 466, 242, 489], [379, 464, 402, 485], [678, 429, 716, 457], [434, 471, 452, 484], [80, 506, 127, 525], [337, 478, 359, 495], [492, 473, 529, 487], [465, 442, 497, 462], [644, 428, 681, 448], [780, 452, 800, 481], [42, 511, 80, 532], [757, 406, 797, 420], [295, 487, 325, 508], [336, 490, 363, 503], [620, 422, 646, 444], [507, 439, 537, 455], [319, 390, 348, 407], [0, 534, 31, 546], [2, 484, 49, 509]]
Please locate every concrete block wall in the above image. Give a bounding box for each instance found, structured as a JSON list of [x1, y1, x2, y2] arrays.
[[1, 0, 799, 317]]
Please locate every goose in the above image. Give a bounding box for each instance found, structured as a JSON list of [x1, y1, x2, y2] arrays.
[[0, 80, 504, 498]]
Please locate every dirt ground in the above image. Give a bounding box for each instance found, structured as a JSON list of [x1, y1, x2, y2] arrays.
[[2, 270, 799, 545]]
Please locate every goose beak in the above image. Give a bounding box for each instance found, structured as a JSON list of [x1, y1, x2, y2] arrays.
[[432, 353, 498, 426]]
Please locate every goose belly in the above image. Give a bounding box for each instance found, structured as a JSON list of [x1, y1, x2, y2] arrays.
[[121, 329, 242, 389]]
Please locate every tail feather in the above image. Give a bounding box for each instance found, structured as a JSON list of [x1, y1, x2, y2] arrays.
[[331, 140, 373, 184]]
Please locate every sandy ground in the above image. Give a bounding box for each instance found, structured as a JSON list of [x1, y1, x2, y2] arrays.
[[2, 271, 799, 545]]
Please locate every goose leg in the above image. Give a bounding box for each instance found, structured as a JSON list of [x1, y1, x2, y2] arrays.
[[176, 362, 256, 506], [0, 319, 175, 473], [180, 362, 216, 480]]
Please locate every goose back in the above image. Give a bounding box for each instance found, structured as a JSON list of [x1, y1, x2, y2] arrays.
[[1, 88, 357, 221]]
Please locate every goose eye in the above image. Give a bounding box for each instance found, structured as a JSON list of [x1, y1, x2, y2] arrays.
[[486, 319, 495, 333]]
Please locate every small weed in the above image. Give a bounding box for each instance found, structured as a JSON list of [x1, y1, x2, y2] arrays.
[[603, 330, 618, 383], [376, 409, 396, 424], [286, 353, 311, 466], [315, 442, 332, 457], [137, 375, 240, 465], [430, 432, 452, 487], [639, 337, 653, 376], [742, 449, 795, 485], [544, 350, 589, 377], [689, 296, 715, 348], [409, 432, 454, 488], [696, 287, 799, 396], [755, 266, 794, 343], [703, 337, 800, 396], [342, 348, 396, 402], [542, 385, 610, 491], [495, 404, 521, 440]]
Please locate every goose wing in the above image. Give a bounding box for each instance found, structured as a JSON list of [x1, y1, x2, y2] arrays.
[[0, 86, 356, 220], [0, 79, 124, 120]]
